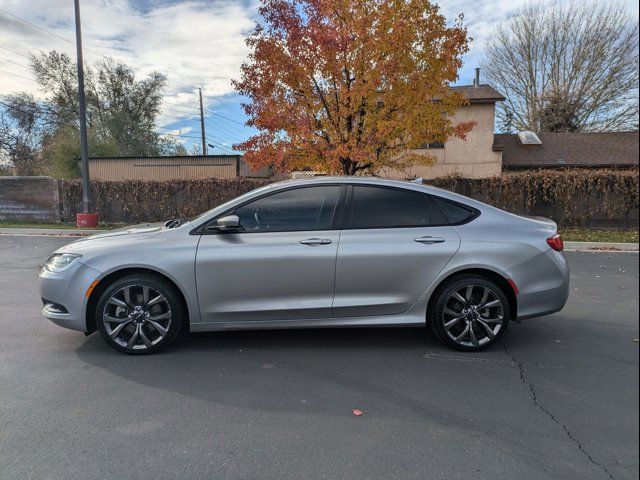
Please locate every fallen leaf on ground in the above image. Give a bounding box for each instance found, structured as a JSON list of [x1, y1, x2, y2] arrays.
[[633, 338, 639, 343], [352, 409, 364, 416]]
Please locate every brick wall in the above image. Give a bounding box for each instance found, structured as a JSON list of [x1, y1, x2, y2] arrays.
[[0, 176, 60, 222]]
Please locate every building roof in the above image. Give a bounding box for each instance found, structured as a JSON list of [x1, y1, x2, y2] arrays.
[[495, 131, 640, 169], [88, 154, 240, 161], [449, 84, 505, 104]]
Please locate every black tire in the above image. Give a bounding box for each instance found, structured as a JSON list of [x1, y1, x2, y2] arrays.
[[429, 275, 510, 352], [95, 273, 185, 354]]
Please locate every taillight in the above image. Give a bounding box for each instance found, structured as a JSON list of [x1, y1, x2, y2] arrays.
[[547, 234, 564, 251]]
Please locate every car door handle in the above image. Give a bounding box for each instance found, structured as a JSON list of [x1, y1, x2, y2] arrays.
[[299, 238, 332, 246], [414, 236, 446, 244]]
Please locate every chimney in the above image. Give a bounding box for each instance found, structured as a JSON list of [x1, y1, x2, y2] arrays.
[[474, 67, 480, 87]]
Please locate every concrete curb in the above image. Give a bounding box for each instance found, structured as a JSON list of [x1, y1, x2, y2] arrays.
[[564, 241, 639, 252], [0, 227, 98, 236]]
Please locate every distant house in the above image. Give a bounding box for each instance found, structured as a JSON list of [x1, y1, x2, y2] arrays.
[[385, 76, 506, 180], [494, 131, 640, 171]]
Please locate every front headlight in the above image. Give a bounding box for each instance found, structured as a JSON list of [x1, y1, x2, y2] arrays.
[[44, 253, 82, 273]]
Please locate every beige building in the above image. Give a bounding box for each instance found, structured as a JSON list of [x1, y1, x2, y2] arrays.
[[384, 83, 505, 180], [85, 155, 267, 181]]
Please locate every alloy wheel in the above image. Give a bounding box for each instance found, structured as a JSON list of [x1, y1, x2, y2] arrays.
[[442, 284, 504, 348], [102, 284, 172, 351]]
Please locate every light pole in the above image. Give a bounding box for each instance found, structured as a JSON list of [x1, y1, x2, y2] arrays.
[[74, 0, 92, 218]]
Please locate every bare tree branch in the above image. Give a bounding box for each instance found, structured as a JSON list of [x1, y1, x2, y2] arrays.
[[482, 1, 639, 133]]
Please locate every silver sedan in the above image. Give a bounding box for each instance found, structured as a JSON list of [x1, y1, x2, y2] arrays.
[[39, 177, 569, 354]]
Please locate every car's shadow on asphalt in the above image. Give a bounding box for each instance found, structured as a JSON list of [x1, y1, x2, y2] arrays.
[[74, 325, 542, 422]]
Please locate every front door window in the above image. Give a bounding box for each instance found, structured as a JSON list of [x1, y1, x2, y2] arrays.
[[233, 186, 341, 232]]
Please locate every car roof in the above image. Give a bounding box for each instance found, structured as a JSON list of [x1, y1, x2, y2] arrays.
[[265, 176, 480, 205], [267, 176, 430, 191]]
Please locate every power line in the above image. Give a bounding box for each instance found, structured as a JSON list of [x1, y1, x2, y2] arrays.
[[161, 103, 201, 115], [204, 117, 246, 140], [0, 11, 210, 95], [206, 138, 236, 154], [176, 104, 198, 135], [157, 102, 200, 134], [205, 134, 237, 151], [0, 46, 31, 59], [0, 8, 73, 45], [0, 56, 31, 70], [0, 11, 232, 100], [207, 110, 246, 126], [159, 130, 236, 154], [0, 7, 104, 60], [1, 103, 239, 155], [0, 68, 36, 82]]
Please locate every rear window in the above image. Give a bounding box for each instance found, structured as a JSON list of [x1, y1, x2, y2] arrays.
[[430, 196, 476, 224], [350, 186, 436, 228]]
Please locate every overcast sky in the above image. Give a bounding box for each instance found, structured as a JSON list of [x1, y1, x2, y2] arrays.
[[1, 0, 638, 153]]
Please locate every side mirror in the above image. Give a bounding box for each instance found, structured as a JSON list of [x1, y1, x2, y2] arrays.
[[210, 215, 240, 231]]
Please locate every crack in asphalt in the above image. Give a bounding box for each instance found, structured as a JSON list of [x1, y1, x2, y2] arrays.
[[500, 340, 616, 480]]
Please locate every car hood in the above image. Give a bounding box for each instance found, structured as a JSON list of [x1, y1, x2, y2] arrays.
[[77, 222, 167, 241], [56, 222, 169, 255]]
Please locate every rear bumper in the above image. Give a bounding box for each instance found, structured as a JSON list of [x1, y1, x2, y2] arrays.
[[508, 249, 570, 320], [38, 262, 102, 332]]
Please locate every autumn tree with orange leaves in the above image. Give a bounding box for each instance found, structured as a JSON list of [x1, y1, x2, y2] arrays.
[[234, 0, 473, 175]]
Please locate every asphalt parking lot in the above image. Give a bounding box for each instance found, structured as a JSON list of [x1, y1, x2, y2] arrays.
[[0, 235, 638, 480]]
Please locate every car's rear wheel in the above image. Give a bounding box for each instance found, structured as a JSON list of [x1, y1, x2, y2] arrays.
[[95, 274, 184, 354], [430, 275, 509, 351]]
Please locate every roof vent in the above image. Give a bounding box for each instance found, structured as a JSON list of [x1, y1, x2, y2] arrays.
[[517, 131, 542, 145]]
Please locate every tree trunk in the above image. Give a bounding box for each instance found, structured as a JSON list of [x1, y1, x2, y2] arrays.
[[340, 158, 358, 176]]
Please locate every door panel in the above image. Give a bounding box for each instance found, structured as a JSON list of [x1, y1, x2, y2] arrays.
[[333, 185, 462, 317], [194, 184, 344, 324], [332, 227, 460, 317], [196, 231, 340, 322]]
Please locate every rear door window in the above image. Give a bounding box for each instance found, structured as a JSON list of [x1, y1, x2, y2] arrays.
[[349, 186, 436, 229]]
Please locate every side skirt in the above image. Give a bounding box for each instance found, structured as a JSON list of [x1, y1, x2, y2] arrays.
[[189, 301, 427, 332]]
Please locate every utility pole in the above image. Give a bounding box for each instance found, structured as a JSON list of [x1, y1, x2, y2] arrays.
[[74, 0, 91, 214], [199, 88, 207, 155]]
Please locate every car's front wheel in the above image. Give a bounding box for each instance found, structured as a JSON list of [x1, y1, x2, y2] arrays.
[[430, 275, 510, 351], [95, 273, 184, 354]]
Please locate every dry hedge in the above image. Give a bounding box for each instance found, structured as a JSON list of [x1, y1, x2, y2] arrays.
[[59, 168, 639, 227], [428, 168, 639, 227]]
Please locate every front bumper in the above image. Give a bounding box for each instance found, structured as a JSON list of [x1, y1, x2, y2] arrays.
[[508, 249, 570, 320], [38, 261, 102, 332]]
